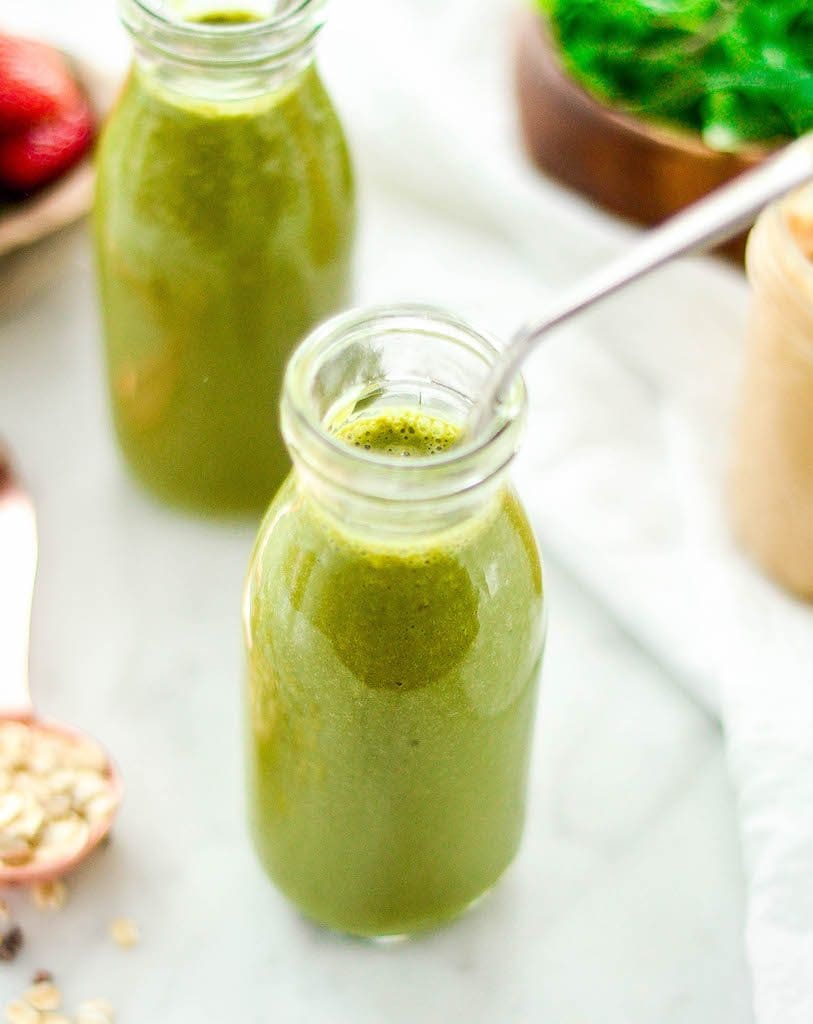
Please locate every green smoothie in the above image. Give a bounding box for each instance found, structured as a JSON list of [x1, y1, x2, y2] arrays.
[[94, 18, 355, 515], [245, 409, 545, 936]]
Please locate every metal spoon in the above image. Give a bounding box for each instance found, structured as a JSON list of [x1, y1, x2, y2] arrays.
[[469, 134, 813, 436], [0, 448, 122, 885]]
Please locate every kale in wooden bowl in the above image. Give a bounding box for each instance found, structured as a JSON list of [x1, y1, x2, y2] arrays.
[[540, 0, 813, 151]]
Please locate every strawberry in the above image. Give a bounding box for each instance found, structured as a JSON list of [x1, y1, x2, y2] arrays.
[[0, 101, 94, 193], [0, 35, 82, 132]]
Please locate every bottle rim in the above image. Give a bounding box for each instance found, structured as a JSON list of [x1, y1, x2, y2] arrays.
[[772, 198, 813, 289], [281, 304, 528, 504], [747, 200, 813, 331], [120, 0, 326, 67]]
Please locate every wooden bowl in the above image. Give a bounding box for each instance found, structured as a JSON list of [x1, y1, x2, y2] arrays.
[[0, 59, 118, 311], [515, 9, 776, 262]]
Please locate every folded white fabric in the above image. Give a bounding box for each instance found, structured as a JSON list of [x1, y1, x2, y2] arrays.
[[324, 1, 813, 1020]]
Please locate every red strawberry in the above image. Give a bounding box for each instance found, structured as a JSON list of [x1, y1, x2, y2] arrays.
[[0, 35, 82, 132], [0, 101, 94, 193]]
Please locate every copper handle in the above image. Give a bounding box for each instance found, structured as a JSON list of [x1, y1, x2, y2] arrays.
[[0, 447, 37, 716]]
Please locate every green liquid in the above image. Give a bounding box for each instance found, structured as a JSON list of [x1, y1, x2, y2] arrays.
[[245, 410, 545, 936], [338, 409, 459, 457], [94, 57, 355, 515], [193, 12, 261, 24]]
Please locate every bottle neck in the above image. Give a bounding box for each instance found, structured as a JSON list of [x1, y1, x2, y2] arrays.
[[281, 305, 527, 542], [291, 451, 510, 541], [121, 0, 324, 100]]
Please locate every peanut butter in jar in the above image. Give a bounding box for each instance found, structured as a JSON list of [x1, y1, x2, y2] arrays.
[[729, 187, 813, 599]]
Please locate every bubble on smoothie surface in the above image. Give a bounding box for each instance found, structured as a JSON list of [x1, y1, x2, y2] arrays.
[[336, 409, 461, 458]]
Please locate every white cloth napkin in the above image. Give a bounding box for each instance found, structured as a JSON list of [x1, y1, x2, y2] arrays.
[[321, 1, 813, 1020], [4, 0, 812, 1017]]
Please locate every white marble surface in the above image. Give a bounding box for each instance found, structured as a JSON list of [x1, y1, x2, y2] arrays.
[[0, 1, 752, 1019], [0, 238, 751, 1020]]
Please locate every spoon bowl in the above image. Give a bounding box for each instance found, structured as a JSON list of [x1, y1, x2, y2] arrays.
[[0, 714, 123, 886]]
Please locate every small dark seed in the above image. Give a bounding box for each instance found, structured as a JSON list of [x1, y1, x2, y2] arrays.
[[32, 969, 53, 984], [0, 923, 24, 962]]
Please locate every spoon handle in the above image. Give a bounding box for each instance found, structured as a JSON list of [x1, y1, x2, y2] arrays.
[[0, 447, 37, 717], [471, 135, 813, 433]]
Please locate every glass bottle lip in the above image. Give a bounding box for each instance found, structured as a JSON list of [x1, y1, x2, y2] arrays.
[[281, 304, 528, 504], [770, 199, 813, 289], [120, 0, 326, 67], [748, 200, 813, 325]]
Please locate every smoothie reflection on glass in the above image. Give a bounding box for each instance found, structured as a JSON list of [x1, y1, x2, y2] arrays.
[[94, 0, 355, 516], [244, 307, 546, 938]]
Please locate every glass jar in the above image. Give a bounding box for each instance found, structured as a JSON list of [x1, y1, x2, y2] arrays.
[[243, 306, 546, 938], [94, 0, 355, 516], [729, 199, 813, 599]]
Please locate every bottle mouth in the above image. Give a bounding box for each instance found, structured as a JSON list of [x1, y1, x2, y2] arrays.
[[748, 201, 813, 333], [776, 193, 813, 284], [282, 305, 527, 503], [122, 0, 325, 66]]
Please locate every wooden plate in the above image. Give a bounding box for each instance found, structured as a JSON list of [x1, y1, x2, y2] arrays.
[[0, 58, 118, 311], [515, 9, 776, 262]]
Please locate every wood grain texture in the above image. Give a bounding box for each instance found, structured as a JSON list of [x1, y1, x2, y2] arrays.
[[515, 9, 775, 263]]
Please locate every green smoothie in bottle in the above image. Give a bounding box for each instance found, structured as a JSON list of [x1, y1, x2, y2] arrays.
[[94, 1, 355, 515], [244, 308, 546, 937]]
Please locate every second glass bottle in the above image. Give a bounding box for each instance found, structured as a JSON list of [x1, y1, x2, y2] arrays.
[[94, 0, 355, 515]]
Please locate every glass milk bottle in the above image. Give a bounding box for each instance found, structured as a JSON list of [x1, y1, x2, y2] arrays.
[[244, 306, 546, 937], [94, 0, 355, 515]]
